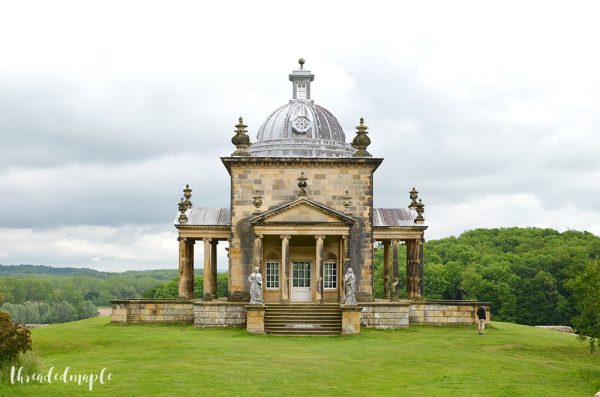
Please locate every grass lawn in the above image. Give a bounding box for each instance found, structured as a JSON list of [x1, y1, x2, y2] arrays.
[[1, 317, 599, 396]]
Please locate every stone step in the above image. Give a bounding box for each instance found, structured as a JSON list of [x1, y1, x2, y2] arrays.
[[266, 311, 341, 315], [264, 304, 342, 335], [265, 322, 341, 327], [265, 305, 340, 308], [265, 316, 341, 320], [267, 328, 341, 336]]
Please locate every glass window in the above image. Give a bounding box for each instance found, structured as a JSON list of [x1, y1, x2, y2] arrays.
[[323, 262, 337, 289], [292, 262, 310, 287], [266, 261, 280, 289]]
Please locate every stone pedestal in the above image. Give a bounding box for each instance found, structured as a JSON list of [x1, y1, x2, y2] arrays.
[[340, 305, 363, 335], [246, 305, 266, 334]]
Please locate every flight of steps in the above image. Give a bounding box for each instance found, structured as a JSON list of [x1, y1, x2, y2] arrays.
[[264, 303, 342, 335]]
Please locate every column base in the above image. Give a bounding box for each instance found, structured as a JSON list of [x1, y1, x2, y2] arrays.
[[202, 294, 213, 301]]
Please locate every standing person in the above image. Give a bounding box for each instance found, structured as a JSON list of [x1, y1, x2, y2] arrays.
[[477, 305, 487, 335]]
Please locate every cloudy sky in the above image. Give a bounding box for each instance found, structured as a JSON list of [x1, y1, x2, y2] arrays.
[[1, 1, 599, 271]]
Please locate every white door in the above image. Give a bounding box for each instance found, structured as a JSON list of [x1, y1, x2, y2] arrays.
[[291, 261, 311, 301]]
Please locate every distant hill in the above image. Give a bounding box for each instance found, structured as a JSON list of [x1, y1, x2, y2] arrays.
[[0, 264, 179, 279]]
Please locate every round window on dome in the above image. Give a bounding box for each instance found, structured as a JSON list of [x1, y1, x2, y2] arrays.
[[292, 116, 311, 134]]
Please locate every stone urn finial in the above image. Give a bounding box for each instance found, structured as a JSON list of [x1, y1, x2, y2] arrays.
[[351, 117, 372, 157], [178, 197, 188, 224], [183, 184, 193, 210], [231, 117, 251, 156], [297, 172, 308, 197], [409, 187, 419, 209], [415, 198, 425, 224]]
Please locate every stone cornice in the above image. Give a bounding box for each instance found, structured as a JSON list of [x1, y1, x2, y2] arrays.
[[221, 156, 383, 174], [175, 225, 230, 230], [373, 225, 428, 231]]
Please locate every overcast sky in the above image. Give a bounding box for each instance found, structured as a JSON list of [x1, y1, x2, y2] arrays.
[[1, 1, 599, 272]]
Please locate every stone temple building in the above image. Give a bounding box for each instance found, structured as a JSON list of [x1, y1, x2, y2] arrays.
[[176, 58, 426, 304], [111, 60, 490, 334]]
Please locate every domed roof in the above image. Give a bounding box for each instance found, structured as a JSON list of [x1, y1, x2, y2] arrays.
[[247, 60, 354, 158]]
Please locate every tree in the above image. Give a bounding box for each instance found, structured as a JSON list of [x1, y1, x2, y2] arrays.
[[568, 261, 600, 353], [54, 301, 78, 323], [0, 311, 32, 368]]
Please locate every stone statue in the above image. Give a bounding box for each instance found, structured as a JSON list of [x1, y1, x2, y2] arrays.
[[248, 266, 263, 304], [344, 267, 357, 305]]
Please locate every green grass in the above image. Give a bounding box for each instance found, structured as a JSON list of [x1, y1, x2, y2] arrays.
[[1, 318, 599, 396]]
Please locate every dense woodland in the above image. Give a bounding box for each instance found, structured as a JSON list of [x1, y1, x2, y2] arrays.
[[1, 227, 599, 328], [373, 227, 600, 326]]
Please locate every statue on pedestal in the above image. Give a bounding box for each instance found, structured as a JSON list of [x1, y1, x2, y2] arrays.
[[344, 267, 357, 305], [248, 266, 263, 304]]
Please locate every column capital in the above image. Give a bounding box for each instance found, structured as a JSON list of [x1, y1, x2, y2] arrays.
[[315, 235, 326, 240], [255, 233, 264, 239], [280, 234, 291, 240], [178, 237, 187, 242], [391, 238, 400, 244], [202, 237, 212, 243]]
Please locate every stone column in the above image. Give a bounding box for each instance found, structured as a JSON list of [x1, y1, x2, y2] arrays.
[[187, 239, 195, 297], [339, 236, 346, 302], [383, 240, 391, 299], [315, 235, 325, 303], [407, 239, 423, 299], [203, 238, 213, 300], [280, 235, 290, 301], [254, 234, 263, 299], [342, 234, 350, 270], [178, 237, 190, 299], [419, 238, 424, 298], [211, 240, 218, 299], [254, 234, 263, 272], [391, 239, 400, 301], [342, 235, 350, 302]]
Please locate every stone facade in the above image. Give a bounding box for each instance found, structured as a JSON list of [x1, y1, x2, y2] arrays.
[[111, 299, 194, 324], [193, 301, 247, 327], [359, 302, 410, 329], [409, 301, 491, 325], [223, 157, 382, 302]]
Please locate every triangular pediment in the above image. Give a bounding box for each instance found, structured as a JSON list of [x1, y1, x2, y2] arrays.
[[249, 198, 355, 225]]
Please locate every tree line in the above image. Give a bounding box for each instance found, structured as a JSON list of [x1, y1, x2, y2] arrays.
[[372, 227, 600, 327], [0, 270, 179, 324]]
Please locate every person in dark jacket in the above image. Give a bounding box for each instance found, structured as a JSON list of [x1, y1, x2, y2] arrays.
[[477, 305, 487, 335]]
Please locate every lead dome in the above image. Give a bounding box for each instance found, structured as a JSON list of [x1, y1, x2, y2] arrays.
[[247, 59, 355, 158]]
